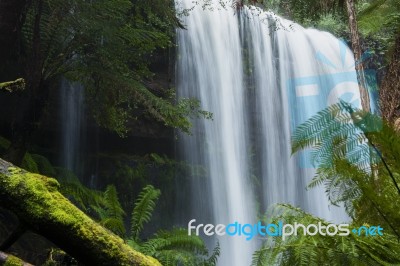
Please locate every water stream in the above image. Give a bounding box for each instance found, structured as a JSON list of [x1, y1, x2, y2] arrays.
[[176, 2, 359, 265]]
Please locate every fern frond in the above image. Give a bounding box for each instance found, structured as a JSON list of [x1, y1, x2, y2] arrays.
[[100, 185, 125, 236], [154, 228, 208, 255], [253, 204, 400, 265], [130, 185, 161, 239], [203, 242, 220, 266], [55, 167, 104, 211]]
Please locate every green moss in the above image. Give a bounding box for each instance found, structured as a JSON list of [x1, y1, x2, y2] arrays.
[[2, 166, 160, 266], [21, 153, 39, 173], [3, 255, 23, 266]]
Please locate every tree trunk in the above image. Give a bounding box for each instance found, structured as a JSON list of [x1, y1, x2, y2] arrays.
[[0, 158, 161, 266], [345, 0, 371, 112], [379, 34, 400, 122]]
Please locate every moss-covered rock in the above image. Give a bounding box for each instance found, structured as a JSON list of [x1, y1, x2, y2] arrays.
[[0, 251, 31, 266], [0, 159, 161, 266], [3, 255, 24, 266]]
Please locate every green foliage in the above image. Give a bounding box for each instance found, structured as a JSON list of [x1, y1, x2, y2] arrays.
[[130, 185, 161, 240], [77, 183, 219, 266], [98, 185, 126, 237], [252, 204, 400, 266], [291, 102, 400, 225], [19, 0, 210, 136], [138, 228, 212, 266], [358, 0, 400, 58], [31, 153, 57, 177], [253, 102, 400, 264], [55, 167, 104, 212], [0, 136, 10, 151], [270, 0, 346, 24], [0, 136, 58, 176], [358, 0, 400, 36], [292, 101, 381, 170], [312, 13, 348, 36], [21, 153, 39, 173], [125, 185, 218, 266]]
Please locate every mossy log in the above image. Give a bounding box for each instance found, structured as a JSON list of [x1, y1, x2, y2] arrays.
[[0, 79, 25, 93], [0, 159, 160, 266], [0, 251, 33, 266]]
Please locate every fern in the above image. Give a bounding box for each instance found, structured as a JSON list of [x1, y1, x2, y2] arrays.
[[55, 167, 104, 212], [251, 103, 400, 265], [130, 185, 161, 240], [252, 204, 400, 266], [128, 186, 219, 265], [292, 102, 400, 225], [99, 185, 126, 237], [204, 242, 220, 266]]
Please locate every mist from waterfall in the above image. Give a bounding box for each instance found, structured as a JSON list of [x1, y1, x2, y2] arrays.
[[175, 2, 359, 265]]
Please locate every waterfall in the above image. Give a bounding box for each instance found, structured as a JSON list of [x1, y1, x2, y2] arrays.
[[176, 2, 360, 265], [60, 79, 86, 177]]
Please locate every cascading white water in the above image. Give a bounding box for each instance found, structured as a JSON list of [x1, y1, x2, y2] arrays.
[[241, 7, 359, 220], [60, 79, 86, 175], [176, 3, 257, 265], [176, 2, 359, 265]]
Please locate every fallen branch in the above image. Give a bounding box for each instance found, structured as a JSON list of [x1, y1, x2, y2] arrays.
[[0, 158, 160, 266], [0, 78, 25, 92]]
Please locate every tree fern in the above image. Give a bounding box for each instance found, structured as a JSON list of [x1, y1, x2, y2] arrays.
[[251, 102, 400, 265], [292, 102, 400, 228]]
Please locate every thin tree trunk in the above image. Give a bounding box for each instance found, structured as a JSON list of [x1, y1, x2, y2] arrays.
[[0, 158, 161, 266], [345, 0, 371, 112], [379, 34, 400, 123]]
